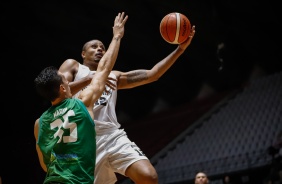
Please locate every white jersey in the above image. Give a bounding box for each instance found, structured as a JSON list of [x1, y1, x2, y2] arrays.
[[73, 63, 121, 135], [74, 64, 148, 184]]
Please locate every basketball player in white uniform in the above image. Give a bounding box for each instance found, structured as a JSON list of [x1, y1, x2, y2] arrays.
[[59, 25, 196, 184]]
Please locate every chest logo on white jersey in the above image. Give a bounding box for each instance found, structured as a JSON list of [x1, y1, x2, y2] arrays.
[[95, 87, 113, 107]]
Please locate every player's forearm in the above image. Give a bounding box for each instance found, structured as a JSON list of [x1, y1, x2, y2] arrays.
[[69, 77, 92, 96], [151, 47, 183, 78], [117, 47, 184, 89], [96, 36, 121, 74], [36, 146, 47, 172], [86, 37, 122, 102]]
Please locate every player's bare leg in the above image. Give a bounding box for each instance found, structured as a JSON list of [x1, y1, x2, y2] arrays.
[[125, 159, 158, 184]]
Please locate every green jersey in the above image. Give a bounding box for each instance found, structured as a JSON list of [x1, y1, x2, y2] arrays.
[[37, 99, 96, 184]]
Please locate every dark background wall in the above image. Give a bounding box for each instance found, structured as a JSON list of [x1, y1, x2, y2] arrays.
[[0, 0, 281, 183]]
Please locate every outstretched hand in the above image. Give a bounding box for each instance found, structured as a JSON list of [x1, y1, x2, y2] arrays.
[[87, 72, 117, 93], [113, 12, 129, 39], [179, 25, 196, 50], [105, 77, 117, 93]]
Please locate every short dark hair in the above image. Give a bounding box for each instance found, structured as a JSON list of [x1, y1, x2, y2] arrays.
[[34, 66, 62, 101], [82, 39, 103, 51]]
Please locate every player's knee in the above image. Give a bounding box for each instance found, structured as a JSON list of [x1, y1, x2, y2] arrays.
[[140, 169, 158, 184], [126, 160, 158, 184], [130, 169, 158, 184], [148, 172, 158, 184]]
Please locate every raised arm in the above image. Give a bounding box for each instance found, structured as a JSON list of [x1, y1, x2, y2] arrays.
[[115, 25, 196, 89], [79, 12, 128, 110]]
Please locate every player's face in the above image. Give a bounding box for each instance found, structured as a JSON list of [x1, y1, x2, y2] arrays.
[[59, 73, 72, 98], [195, 173, 208, 184], [83, 40, 106, 63]]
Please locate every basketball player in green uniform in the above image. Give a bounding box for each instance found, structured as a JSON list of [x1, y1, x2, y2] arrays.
[[33, 12, 128, 184]]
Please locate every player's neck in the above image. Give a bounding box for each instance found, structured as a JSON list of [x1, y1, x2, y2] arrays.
[[83, 60, 98, 71], [51, 98, 65, 106]]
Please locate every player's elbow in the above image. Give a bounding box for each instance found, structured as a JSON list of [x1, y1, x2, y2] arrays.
[[41, 164, 47, 172], [149, 75, 160, 83], [147, 70, 162, 83]]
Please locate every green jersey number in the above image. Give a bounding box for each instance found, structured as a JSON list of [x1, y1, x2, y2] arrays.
[[51, 110, 77, 143]]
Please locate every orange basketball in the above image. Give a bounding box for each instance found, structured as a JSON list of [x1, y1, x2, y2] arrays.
[[160, 12, 191, 44]]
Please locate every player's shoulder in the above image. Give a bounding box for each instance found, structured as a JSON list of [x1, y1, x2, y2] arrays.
[[60, 59, 80, 72], [63, 59, 80, 66]]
